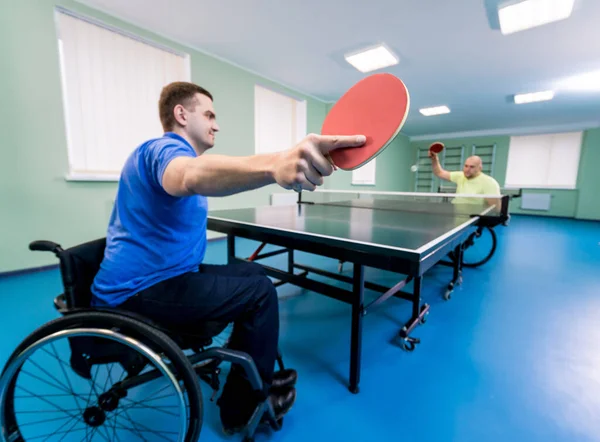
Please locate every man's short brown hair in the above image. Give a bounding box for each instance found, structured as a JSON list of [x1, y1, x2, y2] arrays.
[[158, 82, 213, 132]]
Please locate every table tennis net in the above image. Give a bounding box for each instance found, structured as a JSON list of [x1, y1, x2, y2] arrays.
[[298, 190, 506, 217]]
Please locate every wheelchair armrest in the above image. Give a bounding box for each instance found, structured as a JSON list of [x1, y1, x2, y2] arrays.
[[29, 240, 64, 256]]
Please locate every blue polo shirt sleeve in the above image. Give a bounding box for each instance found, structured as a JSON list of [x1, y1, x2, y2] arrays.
[[144, 141, 196, 192]]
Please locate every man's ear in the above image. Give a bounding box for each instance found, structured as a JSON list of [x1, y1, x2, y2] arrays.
[[173, 104, 187, 127]]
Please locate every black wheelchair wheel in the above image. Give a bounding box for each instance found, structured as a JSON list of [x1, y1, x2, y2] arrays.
[[0, 311, 202, 442], [461, 226, 497, 268]]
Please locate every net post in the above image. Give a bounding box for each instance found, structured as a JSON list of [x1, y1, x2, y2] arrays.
[[500, 195, 509, 216]]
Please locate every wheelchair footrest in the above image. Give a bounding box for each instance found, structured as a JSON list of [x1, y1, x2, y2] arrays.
[[242, 398, 284, 441]]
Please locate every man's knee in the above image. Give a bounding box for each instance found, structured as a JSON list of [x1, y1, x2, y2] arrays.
[[244, 261, 267, 277], [252, 275, 278, 308]]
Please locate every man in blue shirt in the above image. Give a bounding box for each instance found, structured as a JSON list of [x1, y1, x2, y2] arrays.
[[91, 81, 366, 434]]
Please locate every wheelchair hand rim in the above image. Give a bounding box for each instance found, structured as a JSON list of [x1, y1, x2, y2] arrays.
[[0, 327, 188, 442]]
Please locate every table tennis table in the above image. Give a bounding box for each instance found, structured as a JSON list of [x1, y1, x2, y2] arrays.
[[207, 190, 511, 394]]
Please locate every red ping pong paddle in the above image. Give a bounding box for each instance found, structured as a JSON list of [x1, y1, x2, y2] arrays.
[[321, 73, 410, 171], [429, 141, 444, 153]]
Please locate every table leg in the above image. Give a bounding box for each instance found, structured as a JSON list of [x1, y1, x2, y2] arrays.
[[227, 234, 235, 264], [288, 248, 294, 273], [398, 275, 429, 351], [349, 264, 364, 394], [444, 244, 463, 300]]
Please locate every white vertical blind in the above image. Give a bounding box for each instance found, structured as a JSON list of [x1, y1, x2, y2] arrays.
[[55, 9, 191, 180], [546, 132, 582, 187], [254, 85, 307, 155], [505, 131, 582, 188], [352, 159, 376, 185]]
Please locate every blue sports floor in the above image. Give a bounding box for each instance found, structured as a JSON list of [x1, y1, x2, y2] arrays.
[[1, 215, 599, 441]]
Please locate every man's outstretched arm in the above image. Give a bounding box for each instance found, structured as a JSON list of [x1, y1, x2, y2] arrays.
[[161, 133, 366, 197]]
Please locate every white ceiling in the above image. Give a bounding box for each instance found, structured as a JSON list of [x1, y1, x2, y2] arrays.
[[77, 0, 600, 139]]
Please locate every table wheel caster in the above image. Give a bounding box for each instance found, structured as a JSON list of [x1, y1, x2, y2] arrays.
[[400, 336, 419, 352], [444, 282, 454, 300]]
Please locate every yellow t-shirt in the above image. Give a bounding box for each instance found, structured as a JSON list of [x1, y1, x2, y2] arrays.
[[449, 172, 500, 204]]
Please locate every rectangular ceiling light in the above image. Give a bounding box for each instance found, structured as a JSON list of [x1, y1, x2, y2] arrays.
[[344, 44, 399, 73], [499, 0, 575, 35], [514, 90, 555, 103], [419, 105, 451, 116]]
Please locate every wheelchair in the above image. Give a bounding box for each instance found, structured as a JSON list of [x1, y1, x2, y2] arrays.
[[0, 237, 285, 442], [441, 186, 522, 269], [450, 223, 498, 268]]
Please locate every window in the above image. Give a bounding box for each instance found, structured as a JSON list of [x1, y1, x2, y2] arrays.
[[254, 85, 306, 155], [55, 8, 191, 180], [352, 159, 376, 185], [505, 131, 582, 189]]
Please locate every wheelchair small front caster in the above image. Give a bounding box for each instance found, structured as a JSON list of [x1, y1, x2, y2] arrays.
[[272, 416, 284, 431]]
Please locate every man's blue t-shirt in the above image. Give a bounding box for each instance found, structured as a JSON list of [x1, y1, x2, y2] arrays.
[[91, 132, 208, 307]]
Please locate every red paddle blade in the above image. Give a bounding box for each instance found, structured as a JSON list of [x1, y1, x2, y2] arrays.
[[429, 142, 444, 153], [322, 73, 410, 171]]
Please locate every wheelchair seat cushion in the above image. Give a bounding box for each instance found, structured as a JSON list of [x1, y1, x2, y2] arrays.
[[105, 307, 230, 349]]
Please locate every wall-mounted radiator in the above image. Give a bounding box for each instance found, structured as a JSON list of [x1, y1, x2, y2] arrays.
[[520, 193, 552, 211]]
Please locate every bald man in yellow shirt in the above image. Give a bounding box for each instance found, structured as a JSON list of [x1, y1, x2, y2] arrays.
[[429, 151, 501, 206]]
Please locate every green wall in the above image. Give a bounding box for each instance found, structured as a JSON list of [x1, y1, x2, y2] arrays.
[[410, 128, 600, 220], [575, 128, 600, 220], [0, 0, 331, 273]]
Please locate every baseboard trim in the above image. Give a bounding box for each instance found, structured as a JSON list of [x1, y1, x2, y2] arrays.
[[510, 213, 599, 222], [207, 233, 227, 242], [0, 263, 59, 279]]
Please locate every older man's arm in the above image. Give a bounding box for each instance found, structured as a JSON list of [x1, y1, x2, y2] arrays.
[[483, 178, 502, 210], [429, 151, 451, 181]]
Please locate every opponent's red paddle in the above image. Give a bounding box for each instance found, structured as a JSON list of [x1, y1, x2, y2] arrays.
[[429, 141, 444, 153], [321, 73, 410, 171]]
